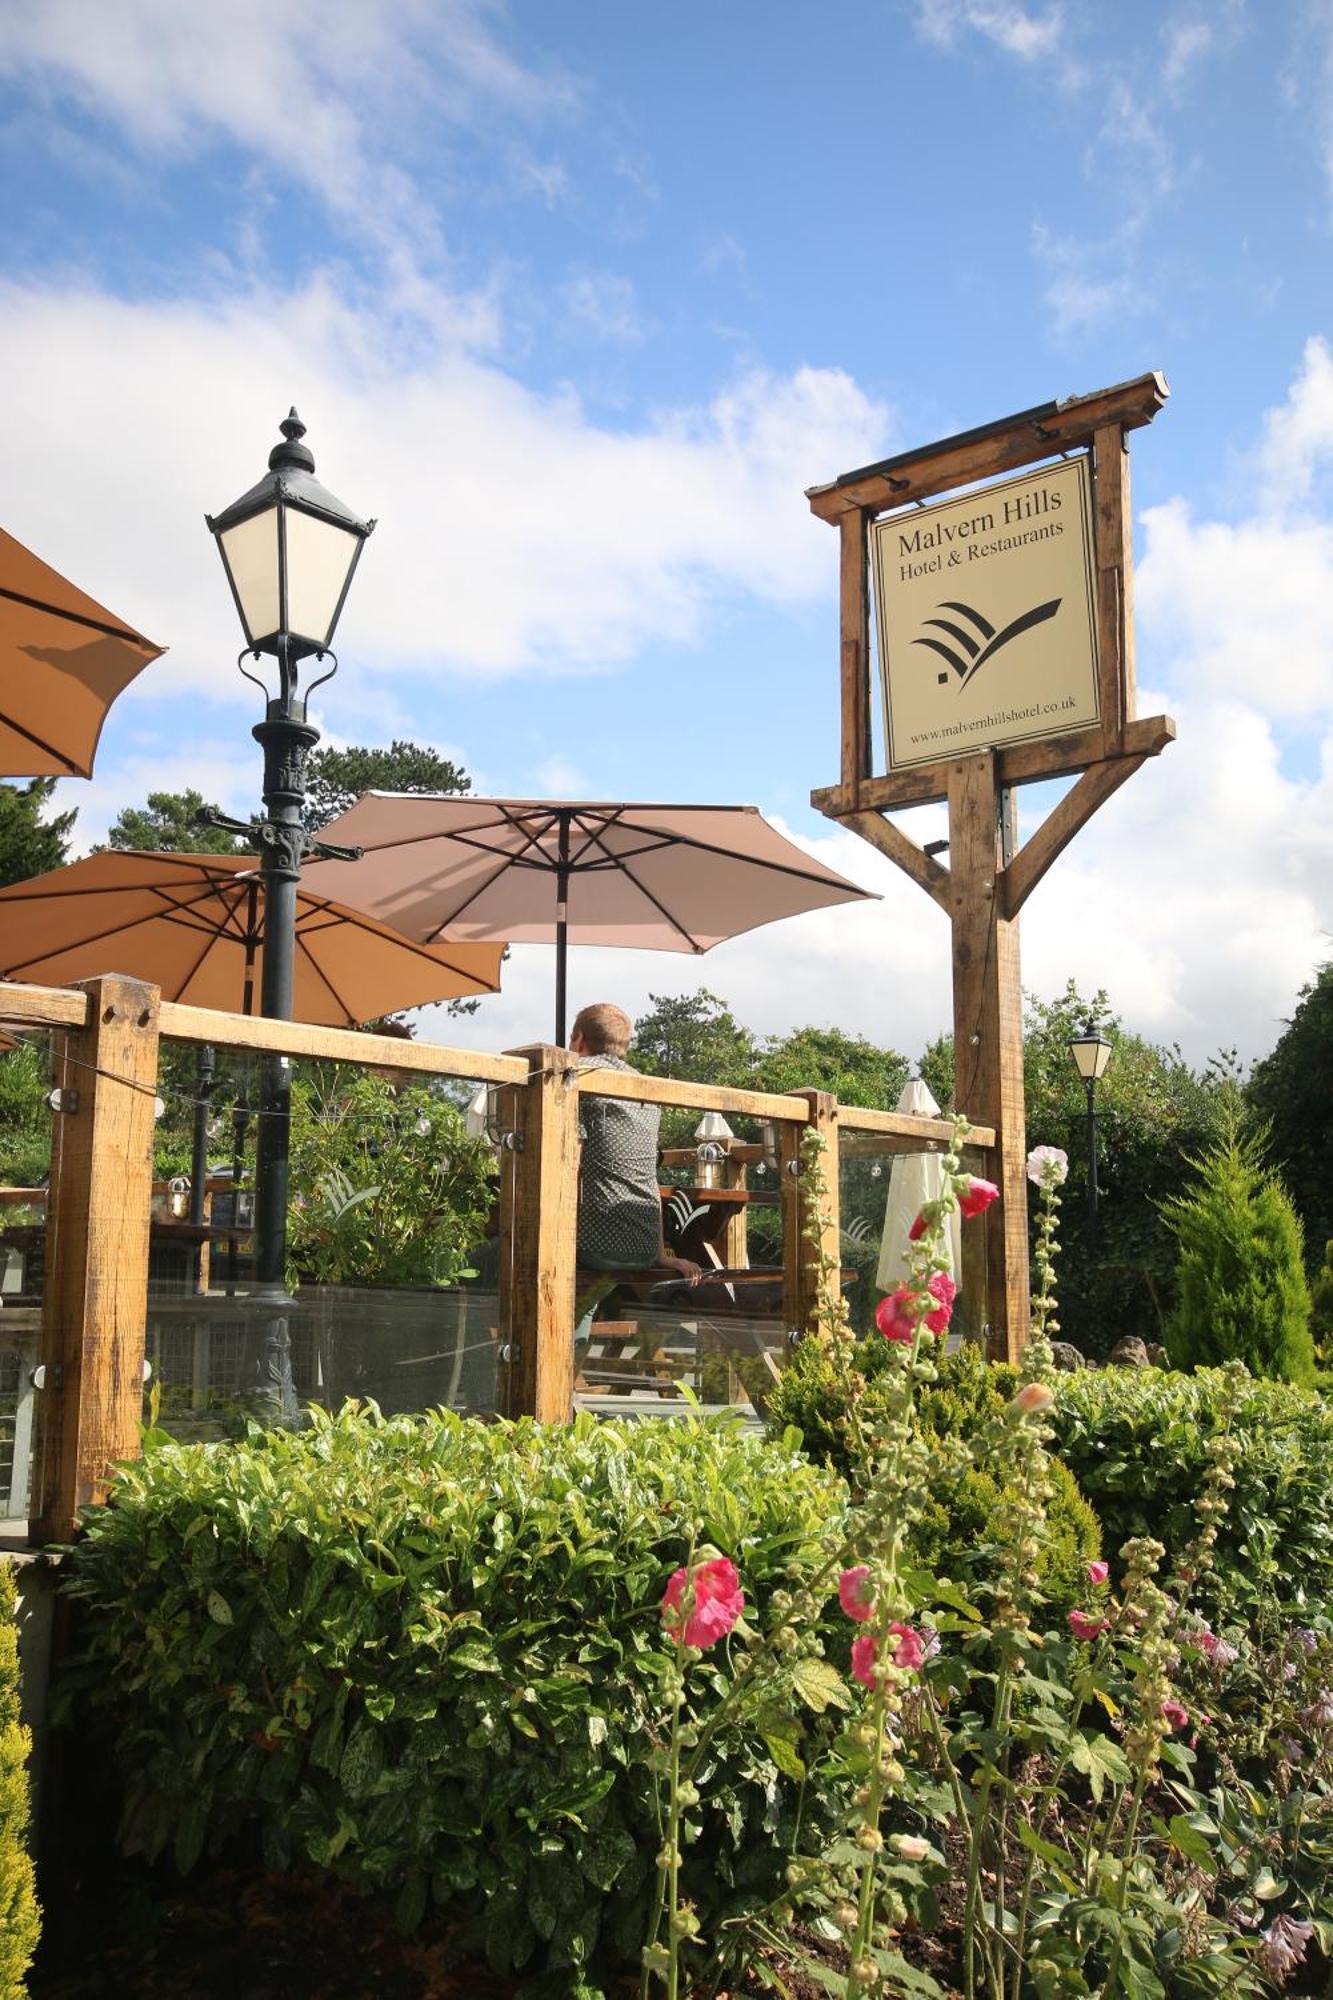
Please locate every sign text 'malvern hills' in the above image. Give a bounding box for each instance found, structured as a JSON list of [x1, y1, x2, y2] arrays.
[[869, 456, 1100, 772]]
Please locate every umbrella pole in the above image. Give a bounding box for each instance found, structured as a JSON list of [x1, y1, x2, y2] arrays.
[[554, 811, 571, 1047]]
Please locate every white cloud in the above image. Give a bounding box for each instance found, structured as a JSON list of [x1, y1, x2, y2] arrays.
[[916, 1, 1064, 62], [0, 274, 890, 708], [559, 271, 646, 344], [1257, 334, 1333, 511]]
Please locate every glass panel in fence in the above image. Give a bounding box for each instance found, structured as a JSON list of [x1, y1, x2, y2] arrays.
[[837, 1126, 993, 1351], [145, 1039, 506, 1442], [0, 1029, 51, 1522], [571, 1091, 792, 1423]]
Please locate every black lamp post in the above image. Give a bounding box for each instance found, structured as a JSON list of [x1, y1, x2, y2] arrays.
[[1068, 1021, 1113, 1247], [206, 410, 374, 1408]]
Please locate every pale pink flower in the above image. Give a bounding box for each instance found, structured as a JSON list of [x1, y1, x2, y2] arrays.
[[958, 1177, 1000, 1218], [661, 1556, 744, 1649], [839, 1566, 874, 1624], [1199, 1630, 1239, 1668], [892, 1834, 929, 1861], [1068, 1609, 1107, 1642], [1026, 1145, 1069, 1187], [1257, 1914, 1314, 1983], [1012, 1382, 1054, 1415], [1086, 1560, 1110, 1587]]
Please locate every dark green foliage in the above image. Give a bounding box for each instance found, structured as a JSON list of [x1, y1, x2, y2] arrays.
[[302, 741, 470, 829], [754, 1025, 908, 1110], [0, 1561, 40, 1997], [286, 1070, 496, 1289], [61, 1409, 850, 1985], [1249, 961, 1333, 1279], [101, 788, 246, 854], [1164, 1116, 1314, 1384], [629, 989, 759, 1087], [0, 777, 75, 888], [1050, 1365, 1333, 1617], [766, 1342, 1101, 1619], [1311, 1239, 1333, 1352], [0, 1040, 50, 1188]]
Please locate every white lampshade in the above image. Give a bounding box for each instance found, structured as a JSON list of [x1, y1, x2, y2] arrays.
[[1068, 1024, 1113, 1082], [693, 1111, 735, 1145]]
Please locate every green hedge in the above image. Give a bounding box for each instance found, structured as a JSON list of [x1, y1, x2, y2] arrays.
[[1049, 1365, 1333, 1616], [766, 1341, 1101, 1619], [0, 1560, 39, 1999], [61, 1408, 850, 1991]]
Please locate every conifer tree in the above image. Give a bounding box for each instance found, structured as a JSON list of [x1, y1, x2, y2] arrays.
[[1164, 1110, 1314, 1385], [0, 1559, 39, 1996]]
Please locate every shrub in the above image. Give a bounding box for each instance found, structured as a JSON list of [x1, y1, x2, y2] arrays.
[[1311, 1237, 1333, 1352], [61, 1408, 850, 1990], [1163, 1116, 1314, 1384], [766, 1340, 1101, 1619], [0, 1560, 39, 1998], [1050, 1365, 1333, 1617]]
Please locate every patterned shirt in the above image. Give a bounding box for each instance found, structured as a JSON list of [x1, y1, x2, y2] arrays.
[[576, 1055, 664, 1270]]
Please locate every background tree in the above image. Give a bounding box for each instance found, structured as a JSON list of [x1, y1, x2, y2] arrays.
[[0, 777, 75, 887], [755, 1023, 908, 1109], [1163, 1111, 1314, 1385], [629, 989, 758, 1087], [102, 788, 246, 855], [1247, 959, 1333, 1278], [302, 740, 471, 828]]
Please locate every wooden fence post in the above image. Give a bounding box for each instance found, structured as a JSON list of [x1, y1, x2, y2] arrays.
[[781, 1090, 841, 1340], [32, 975, 161, 1544], [497, 1044, 580, 1423]]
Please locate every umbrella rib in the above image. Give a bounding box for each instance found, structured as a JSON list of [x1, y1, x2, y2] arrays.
[[591, 814, 869, 893], [0, 583, 152, 648], [294, 900, 502, 993], [0, 875, 240, 975], [294, 930, 361, 1028], [0, 711, 80, 774], [170, 886, 247, 999], [587, 840, 707, 952]]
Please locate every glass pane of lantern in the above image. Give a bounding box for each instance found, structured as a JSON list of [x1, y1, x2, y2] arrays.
[[283, 509, 360, 649], [218, 510, 280, 648]]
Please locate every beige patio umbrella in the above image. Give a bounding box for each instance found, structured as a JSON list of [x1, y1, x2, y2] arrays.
[[875, 1077, 962, 1295], [0, 851, 505, 1025], [0, 527, 164, 778], [305, 795, 876, 1044]]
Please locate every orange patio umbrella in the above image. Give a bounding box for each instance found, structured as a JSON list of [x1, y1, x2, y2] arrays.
[[0, 850, 505, 1026], [0, 526, 164, 779], [305, 795, 876, 1044]]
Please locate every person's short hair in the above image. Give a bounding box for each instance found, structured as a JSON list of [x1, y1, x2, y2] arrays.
[[571, 1002, 633, 1055]]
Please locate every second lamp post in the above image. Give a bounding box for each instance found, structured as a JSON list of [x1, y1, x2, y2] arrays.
[[1068, 1020, 1113, 1248], [207, 410, 375, 1408]]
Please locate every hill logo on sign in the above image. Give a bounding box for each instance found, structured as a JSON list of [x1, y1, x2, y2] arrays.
[[870, 457, 1101, 771]]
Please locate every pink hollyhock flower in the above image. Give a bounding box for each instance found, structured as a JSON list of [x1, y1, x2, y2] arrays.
[[1198, 1630, 1239, 1667], [958, 1177, 1000, 1218], [1068, 1610, 1107, 1642], [1257, 1915, 1315, 1983], [1161, 1698, 1189, 1733], [908, 1211, 927, 1242], [876, 1286, 917, 1343], [839, 1566, 875, 1623], [1086, 1560, 1110, 1587], [661, 1556, 744, 1650], [891, 1623, 927, 1670], [1012, 1381, 1054, 1415], [924, 1271, 956, 1335], [851, 1634, 879, 1688]]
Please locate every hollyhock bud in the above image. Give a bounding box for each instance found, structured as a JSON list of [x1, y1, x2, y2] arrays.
[[892, 1834, 929, 1860], [1161, 1698, 1189, 1732], [908, 1211, 927, 1241], [1012, 1381, 1055, 1415], [839, 1565, 875, 1623], [1086, 1560, 1110, 1587], [958, 1176, 1000, 1218], [1068, 1609, 1107, 1642], [661, 1557, 744, 1649]]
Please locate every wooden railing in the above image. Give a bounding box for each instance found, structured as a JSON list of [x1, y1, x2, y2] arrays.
[[0, 976, 994, 1540]]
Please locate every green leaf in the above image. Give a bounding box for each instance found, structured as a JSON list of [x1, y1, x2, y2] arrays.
[[791, 1656, 852, 1714], [763, 1731, 807, 1781], [1166, 1814, 1215, 1868], [205, 1589, 233, 1626]]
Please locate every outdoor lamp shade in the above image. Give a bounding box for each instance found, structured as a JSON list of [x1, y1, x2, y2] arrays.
[[694, 1112, 735, 1145], [1068, 1023, 1113, 1082], [207, 410, 374, 659]]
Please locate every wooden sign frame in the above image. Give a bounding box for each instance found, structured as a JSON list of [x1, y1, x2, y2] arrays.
[[808, 373, 1175, 1359]]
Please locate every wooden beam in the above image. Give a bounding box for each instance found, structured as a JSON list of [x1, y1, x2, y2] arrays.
[[498, 1045, 581, 1424], [156, 1000, 528, 1084], [947, 757, 1030, 1360], [0, 982, 89, 1030], [780, 1090, 840, 1338], [574, 1066, 812, 1124], [1092, 424, 1134, 741], [844, 809, 952, 911], [807, 372, 1168, 520], [1002, 755, 1147, 918], [812, 713, 1175, 816], [839, 510, 871, 799], [32, 974, 160, 1543], [839, 1107, 996, 1149]]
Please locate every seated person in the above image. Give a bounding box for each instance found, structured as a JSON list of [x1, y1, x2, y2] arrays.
[[570, 1001, 700, 1284]]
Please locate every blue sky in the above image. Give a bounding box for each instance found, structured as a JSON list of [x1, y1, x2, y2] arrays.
[[1, 0, 1331, 1065]]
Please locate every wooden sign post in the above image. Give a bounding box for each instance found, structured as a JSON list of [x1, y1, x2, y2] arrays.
[[808, 374, 1175, 1359]]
